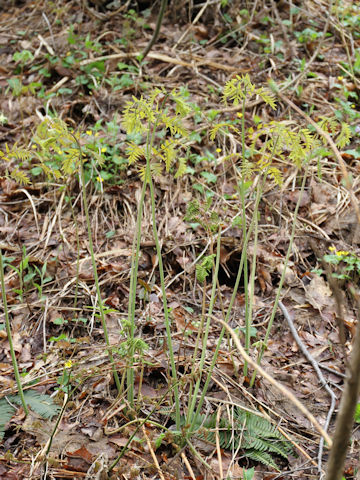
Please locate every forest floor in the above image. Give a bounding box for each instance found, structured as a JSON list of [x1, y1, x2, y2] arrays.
[[0, 1, 359, 479]]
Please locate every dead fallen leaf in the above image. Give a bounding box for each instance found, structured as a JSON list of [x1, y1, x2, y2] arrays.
[[305, 276, 332, 310]]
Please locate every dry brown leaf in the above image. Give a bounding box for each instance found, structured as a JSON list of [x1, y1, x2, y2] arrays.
[[305, 276, 333, 310]]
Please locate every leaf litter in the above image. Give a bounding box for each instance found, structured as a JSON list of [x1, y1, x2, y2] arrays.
[[0, 0, 359, 479]]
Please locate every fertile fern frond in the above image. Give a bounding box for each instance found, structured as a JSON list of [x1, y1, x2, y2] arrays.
[[223, 74, 255, 105], [175, 157, 187, 178], [336, 122, 351, 148], [209, 123, 229, 141], [10, 168, 30, 185], [126, 142, 144, 164], [255, 87, 277, 110], [160, 140, 176, 172], [171, 90, 192, 117]]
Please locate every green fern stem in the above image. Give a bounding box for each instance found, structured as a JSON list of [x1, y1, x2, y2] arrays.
[[74, 137, 121, 394], [247, 184, 259, 354], [187, 231, 221, 430], [147, 169, 181, 429], [0, 250, 29, 415], [126, 178, 147, 406], [65, 185, 81, 309], [143, 97, 181, 425], [250, 164, 309, 386], [191, 185, 263, 426], [127, 110, 166, 408], [240, 93, 250, 376]]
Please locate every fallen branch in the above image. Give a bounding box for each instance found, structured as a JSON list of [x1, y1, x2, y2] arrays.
[[278, 301, 337, 475]]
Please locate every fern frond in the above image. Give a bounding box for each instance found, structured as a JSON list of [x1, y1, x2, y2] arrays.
[[91, 150, 105, 168], [10, 168, 30, 185], [11, 390, 60, 419], [0, 390, 60, 439], [148, 87, 165, 107], [9, 147, 32, 162], [160, 140, 176, 172], [264, 439, 292, 458], [36, 161, 62, 180], [255, 87, 277, 110], [209, 123, 229, 141], [171, 90, 192, 117], [150, 162, 162, 177], [245, 449, 280, 471], [223, 74, 255, 105], [62, 148, 81, 174], [0, 149, 9, 162], [138, 165, 146, 182], [122, 100, 144, 134], [0, 399, 15, 439], [185, 200, 201, 222], [175, 157, 187, 178], [161, 114, 188, 137], [184, 408, 293, 471], [196, 264, 207, 283], [267, 167, 283, 185], [241, 158, 255, 179], [336, 122, 351, 148], [126, 142, 144, 164]]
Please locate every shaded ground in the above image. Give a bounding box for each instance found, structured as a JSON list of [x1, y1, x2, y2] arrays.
[[0, 1, 360, 479]]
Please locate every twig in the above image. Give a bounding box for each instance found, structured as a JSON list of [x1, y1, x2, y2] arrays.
[[215, 406, 223, 480], [79, 51, 238, 72], [181, 451, 196, 480], [210, 315, 333, 447], [278, 300, 337, 477], [172, 0, 212, 50], [141, 0, 167, 60], [325, 287, 360, 480], [142, 425, 166, 480]]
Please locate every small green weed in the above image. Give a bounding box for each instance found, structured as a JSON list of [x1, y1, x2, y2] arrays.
[[314, 247, 360, 281]]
